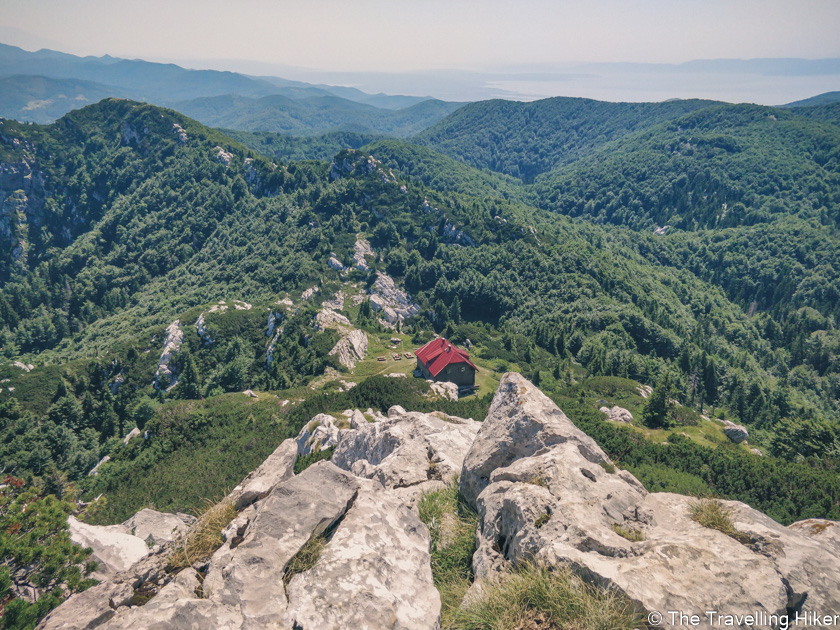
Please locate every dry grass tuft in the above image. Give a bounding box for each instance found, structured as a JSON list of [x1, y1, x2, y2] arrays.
[[168, 498, 236, 571], [688, 498, 751, 545], [611, 523, 645, 542], [450, 561, 646, 630], [283, 533, 327, 586]]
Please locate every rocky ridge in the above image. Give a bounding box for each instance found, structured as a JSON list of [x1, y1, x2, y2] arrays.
[[39, 374, 840, 630]]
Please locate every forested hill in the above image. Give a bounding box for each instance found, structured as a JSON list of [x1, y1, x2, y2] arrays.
[[532, 103, 840, 230], [174, 93, 463, 137], [413, 97, 719, 182]]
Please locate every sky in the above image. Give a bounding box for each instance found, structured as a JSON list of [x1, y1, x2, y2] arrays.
[[2, 0, 839, 72], [1, 0, 839, 103]]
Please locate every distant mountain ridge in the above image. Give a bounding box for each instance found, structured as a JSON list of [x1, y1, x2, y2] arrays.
[[175, 93, 462, 137], [0, 42, 461, 133]]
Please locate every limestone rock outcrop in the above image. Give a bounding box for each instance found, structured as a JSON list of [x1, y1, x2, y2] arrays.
[[353, 237, 374, 271], [154, 321, 183, 390], [295, 414, 346, 457], [40, 374, 840, 630], [122, 509, 195, 546], [460, 372, 840, 629], [67, 517, 151, 579], [332, 407, 480, 500], [599, 404, 634, 423], [47, 463, 440, 630], [369, 272, 421, 324], [228, 438, 298, 509], [329, 328, 368, 368]]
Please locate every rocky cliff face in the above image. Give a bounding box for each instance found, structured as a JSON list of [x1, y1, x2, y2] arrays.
[[39, 374, 840, 630]]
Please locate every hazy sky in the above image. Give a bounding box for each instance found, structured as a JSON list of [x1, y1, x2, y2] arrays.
[[2, 0, 839, 72]]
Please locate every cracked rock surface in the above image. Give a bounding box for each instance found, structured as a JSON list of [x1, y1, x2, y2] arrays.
[[39, 373, 840, 630], [461, 372, 840, 629]]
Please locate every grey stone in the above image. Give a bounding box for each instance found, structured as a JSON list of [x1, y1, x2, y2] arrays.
[[461, 372, 840, 629], [228, 438, 297, 509], [282, 488, 439, 630], [67, 517, 149, 579], [122, 509, 195, 545], [332, 408, 480, 495], [722, 419, 749, 443]]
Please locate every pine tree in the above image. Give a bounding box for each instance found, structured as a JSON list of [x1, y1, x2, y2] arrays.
[[450, 296, 462, 325], [179, 351, 202, 400], [643, 372, 676, 429]]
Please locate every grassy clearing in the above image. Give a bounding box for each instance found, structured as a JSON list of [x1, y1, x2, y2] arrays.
[[418, 482, 478, 627], [688, 498, 751, 545], [168, 498, 236, 571], [449, 561, 646, 630]]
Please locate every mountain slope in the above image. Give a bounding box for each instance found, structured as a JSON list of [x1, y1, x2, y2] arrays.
[[413, 97, 718, 182], [0, 74, 127, 123], [1, 99, 838, 497], [174, 93, 463, 137], [0, 43, 460, 132], [784, 91, 840, 107], [531, 103, 840, 230]]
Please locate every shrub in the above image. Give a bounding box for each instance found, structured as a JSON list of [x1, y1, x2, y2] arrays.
[[598, 460, 616, 474], [293, 446, 335, 474]]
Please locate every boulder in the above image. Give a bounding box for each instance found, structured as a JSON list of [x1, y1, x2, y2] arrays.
[[430, 380, 459, 401], [122, 509, 195, 545], [228, 438, 298, 509], [67, 517, 150, 578], [460, 372, 610, 506], [332, 407, 480, 498], [282, 485, 439, 630], [36, 582, 134, 630], [327, 256, 345, 271], [202, 463, 362, 627], [98, 568, 244, 630], [599, 405, 634, 423], [353, 237, 374, 271], [87, 455, 110, 477], [460, 372, 840, 629], [723, 419, 749, 443], [316, 307, 352, 329], [121, 427, 140, 446]]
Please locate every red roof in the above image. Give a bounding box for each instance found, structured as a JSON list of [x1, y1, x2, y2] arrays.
[[415, 337, 477, 377]]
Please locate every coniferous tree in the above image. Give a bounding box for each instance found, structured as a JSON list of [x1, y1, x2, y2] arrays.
[[179, 351, 202, 400], [643, 372, 677, 429]]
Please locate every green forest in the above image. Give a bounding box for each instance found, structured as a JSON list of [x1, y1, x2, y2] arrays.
[[1, 94, 839, 626]]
